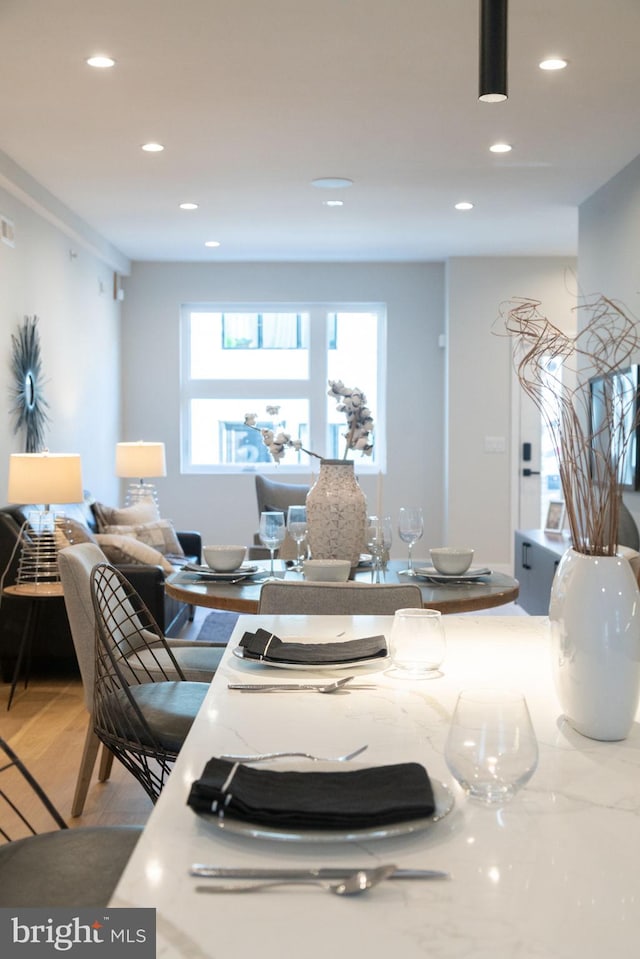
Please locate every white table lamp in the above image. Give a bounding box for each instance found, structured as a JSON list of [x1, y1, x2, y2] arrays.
[[115, 441, 166, 506], [7, 452, 84, 590]]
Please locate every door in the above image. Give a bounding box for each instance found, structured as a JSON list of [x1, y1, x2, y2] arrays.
[[514, 356, 563, 532], [518, 392, 543, 529]]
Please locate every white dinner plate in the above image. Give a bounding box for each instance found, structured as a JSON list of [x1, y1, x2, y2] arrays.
[[413, 566, 492, 582], [183, 564, 259, 580], [208, 778, 454, 843], [232, 643, 389, 671]]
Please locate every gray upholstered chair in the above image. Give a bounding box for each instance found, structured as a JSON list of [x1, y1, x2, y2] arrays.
[[58, 542, 224, 816], [0, 736, 142, 907], [258, 580, 424, 615], [255, 474, 310, 515], [252, 475, 311, 559], [90, 562, 209, 803]]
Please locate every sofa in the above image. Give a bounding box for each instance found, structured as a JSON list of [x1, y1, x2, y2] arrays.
[[0, 495, 201, 681]]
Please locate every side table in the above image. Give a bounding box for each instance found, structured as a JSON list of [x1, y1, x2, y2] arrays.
[[2, 583, 65, 710]]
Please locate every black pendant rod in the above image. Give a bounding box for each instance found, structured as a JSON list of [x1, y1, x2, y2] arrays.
[[479, 0, 508, 102]]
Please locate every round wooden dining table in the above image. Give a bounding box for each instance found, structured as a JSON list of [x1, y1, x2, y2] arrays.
[[165, 558, 520, 616]]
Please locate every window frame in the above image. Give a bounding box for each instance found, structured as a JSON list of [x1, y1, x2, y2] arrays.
[[180, 301, 386, 476]]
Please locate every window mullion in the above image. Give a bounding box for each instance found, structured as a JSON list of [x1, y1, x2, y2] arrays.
[[308, 308, 328, 459]]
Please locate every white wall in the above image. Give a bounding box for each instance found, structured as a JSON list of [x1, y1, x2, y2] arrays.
[[0, 173, 123, 504], [121, 262, 445, 553], [445, 258, 577, 569], [579, 152, 640, 527]]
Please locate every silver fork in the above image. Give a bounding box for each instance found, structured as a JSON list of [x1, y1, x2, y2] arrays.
[[218, 744, 368, 763]]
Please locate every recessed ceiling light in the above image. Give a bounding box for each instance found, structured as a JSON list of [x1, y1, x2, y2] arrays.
[[141, 142, 164, 153], [86, 55, 115, 68], [490, 142, 512, 153], [539, 58, 568, 71], [311, 177, 353, 189], [179, 202, 199, 211], [323, 200, 344, 207], [455, 202, 474, 211], [204, 240, 221, 248]]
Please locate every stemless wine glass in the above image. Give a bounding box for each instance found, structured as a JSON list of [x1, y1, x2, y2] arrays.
[[398, 506, 424, 575], [388, 608, 446, 677], [259, 511, 286, 580], [287, 505, 308, 571], [444, 690, 539, 804]]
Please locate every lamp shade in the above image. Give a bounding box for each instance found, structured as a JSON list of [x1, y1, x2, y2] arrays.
[[8, 453, 83, 505], [116, 441, 166, 479]]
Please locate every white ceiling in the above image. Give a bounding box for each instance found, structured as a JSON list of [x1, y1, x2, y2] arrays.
[[1, 0, 640, 263]]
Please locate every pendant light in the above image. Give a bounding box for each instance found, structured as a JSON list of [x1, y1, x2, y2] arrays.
[[479, 0, 508, 102]]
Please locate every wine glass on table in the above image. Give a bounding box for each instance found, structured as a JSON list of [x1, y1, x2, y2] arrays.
[[366, 515, 393, 583], [398, 506, 424, 576], [259, 511, 286, 581], [287, 505, 308, 572]]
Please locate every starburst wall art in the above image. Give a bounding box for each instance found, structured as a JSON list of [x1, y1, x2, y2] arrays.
[[10, 315, 49, 452]]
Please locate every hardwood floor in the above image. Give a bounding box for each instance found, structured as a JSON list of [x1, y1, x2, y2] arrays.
[[0, 607, 210, 830], [0, 676, 154, 828]]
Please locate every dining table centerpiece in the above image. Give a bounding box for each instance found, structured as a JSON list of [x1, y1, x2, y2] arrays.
[[245, 381, 373, 566], [501, 294, 640, 741]]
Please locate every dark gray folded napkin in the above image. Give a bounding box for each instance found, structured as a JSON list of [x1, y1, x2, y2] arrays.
[[187, 757, 435, 829], [239, 628, 387, 664]]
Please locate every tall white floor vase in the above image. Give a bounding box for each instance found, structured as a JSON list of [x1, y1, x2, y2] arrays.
[[549, 548, 640, 741]]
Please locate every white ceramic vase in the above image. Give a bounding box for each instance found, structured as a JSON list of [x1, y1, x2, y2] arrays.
[[305, 459, 367, 567], [549, 547, 640, 741]]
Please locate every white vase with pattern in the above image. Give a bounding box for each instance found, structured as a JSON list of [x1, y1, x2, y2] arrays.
[[549, 548, 640, 741], [305, 459, 367, 567]]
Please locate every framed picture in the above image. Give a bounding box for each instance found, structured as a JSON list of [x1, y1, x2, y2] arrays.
[[544, 500, 566, 535]]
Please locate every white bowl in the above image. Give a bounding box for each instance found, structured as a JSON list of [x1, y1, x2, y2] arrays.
[[203, 545, 246, 572], [430, 547, 474, 576], [303, 559, 351, 582]]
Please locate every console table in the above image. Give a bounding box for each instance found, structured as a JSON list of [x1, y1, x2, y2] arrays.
[[514, 529, 568, 615]]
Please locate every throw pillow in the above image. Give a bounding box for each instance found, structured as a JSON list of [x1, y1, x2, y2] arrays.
[[93, 500, 160, 531], [55, 517, 98, 549], [94, 533, 175, 573], [102, 519, 185, 558]]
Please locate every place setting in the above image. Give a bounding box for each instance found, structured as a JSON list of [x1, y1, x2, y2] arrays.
[[182, 544, 263, 582], [412, 546, 491, 584], [185, 748, 456, 845], [231, 626, 389, 671]]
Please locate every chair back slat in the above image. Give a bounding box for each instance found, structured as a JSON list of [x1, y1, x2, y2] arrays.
[[0, 739, 67, 844]]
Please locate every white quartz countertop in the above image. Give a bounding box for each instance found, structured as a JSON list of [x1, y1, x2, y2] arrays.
[[110, 614, 640, 958]]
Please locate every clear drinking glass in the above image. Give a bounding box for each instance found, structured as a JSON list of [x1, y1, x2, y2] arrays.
[[259, 511, 286, 580], [444, 690, 539, 804], [398, 506, 424, 575], [388, 608, 446, 677], [366, 515, 393, 582], [287, 505, 308, 571]]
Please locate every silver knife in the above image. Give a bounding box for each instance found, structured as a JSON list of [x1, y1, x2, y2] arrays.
[[227, 683, 377, 691], [190, 864, 450, 881]]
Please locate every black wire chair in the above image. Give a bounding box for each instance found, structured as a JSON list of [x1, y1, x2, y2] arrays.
[[90, 562, 208, 803], [0, 736, 142, 907]]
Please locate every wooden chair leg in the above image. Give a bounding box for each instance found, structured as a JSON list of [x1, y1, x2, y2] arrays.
[[71, 723, 101, 817], [97, 743, 114, 781]]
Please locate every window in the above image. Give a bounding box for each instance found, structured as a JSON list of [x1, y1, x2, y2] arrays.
[[180, 302, 386, 473]]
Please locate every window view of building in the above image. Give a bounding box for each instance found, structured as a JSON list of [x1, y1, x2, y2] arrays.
[[180, 304, 385, 473]]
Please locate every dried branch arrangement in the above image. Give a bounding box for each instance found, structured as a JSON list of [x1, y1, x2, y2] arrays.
[[500, 294, 640, 555]]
